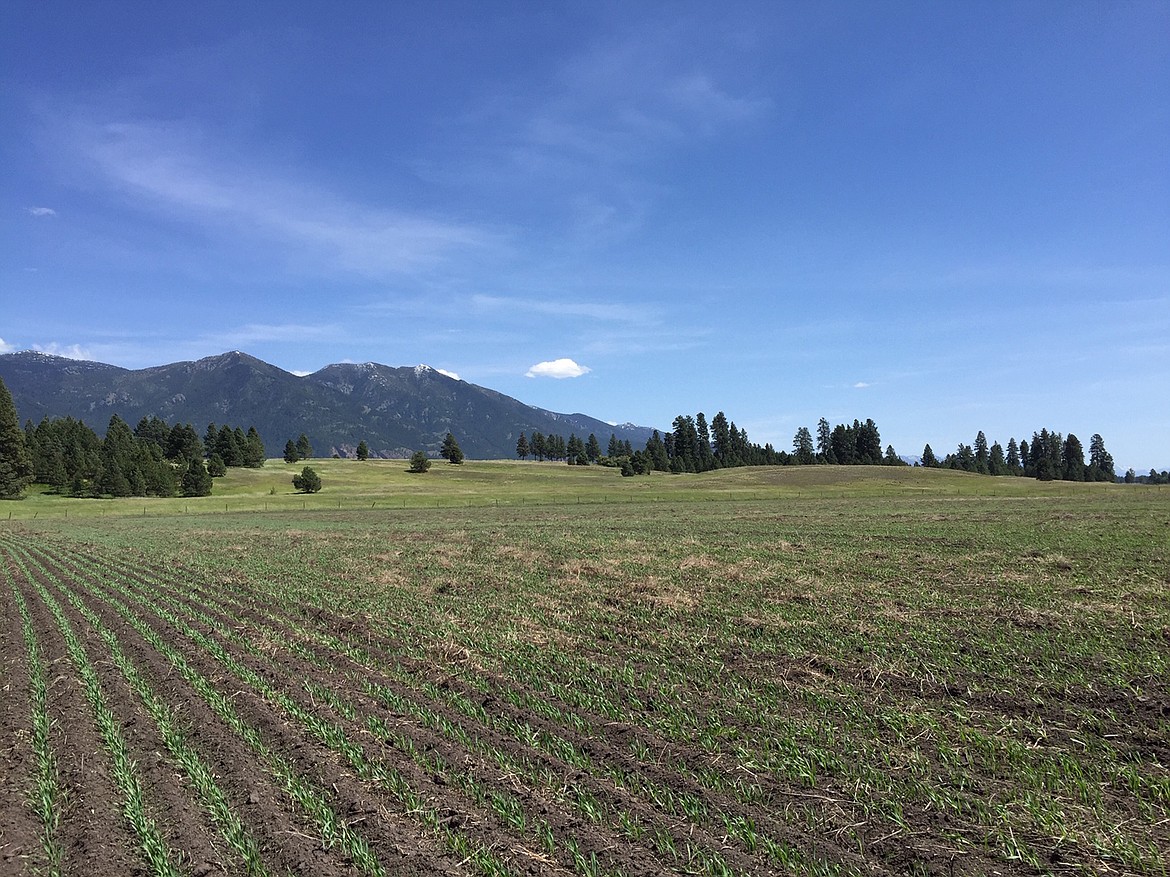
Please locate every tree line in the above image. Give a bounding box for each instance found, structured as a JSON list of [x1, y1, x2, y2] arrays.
[[919, 429, 1118, 482], [17, 412, 264, 498], [511, 414, 903, 477]]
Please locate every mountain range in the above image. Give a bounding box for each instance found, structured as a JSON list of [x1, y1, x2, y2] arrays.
[[0, 350, 656, 459]]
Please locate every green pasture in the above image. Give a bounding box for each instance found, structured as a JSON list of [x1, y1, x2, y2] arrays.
[[2, 458, 1160, 522]]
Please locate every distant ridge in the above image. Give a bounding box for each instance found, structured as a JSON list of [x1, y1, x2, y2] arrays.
[[0, 350, 656, 459]]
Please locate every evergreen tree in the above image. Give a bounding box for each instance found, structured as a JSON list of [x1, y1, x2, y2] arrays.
[[216, 424, 244, 467], [792, 427, 815, 465], [95, 415, 138, 497], [134, 416, 170, 450], [207, 453, 227, 477], [1006, 438, 1022, 475], [816, 417, 836, 464], [283, 439, 299, 464], [531, 432, 546, 462], [441, 432, 464, 464], [243, 426, 265, 467], [988, 442, 1006, 476], [166, 423, 203, 463], [921, 443, 938, 467], [516, 433, 529, 460], [292, 466, 322, 493], [645, 430, 669, 471], [566, 434, 586, 465], [585, 433, 601, 464], [607, 433, 621, 458], [1062, 433, 1086, 482], [695, 413, 715, 471], [203, 422, 219, 457], [974, 431, 990, 474], [711, 412, 733, 466], [181, 456, 213, 497], [0, 377, 33, 498], [883, 444, 905, 466], [356, 440, 370, 461], [408, 450, 431, 473], [1088, 434, 1115, 482], [295, 433, 312, 460]]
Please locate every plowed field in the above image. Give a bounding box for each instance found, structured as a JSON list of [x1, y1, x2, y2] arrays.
[[2, 493, 1168, 876]]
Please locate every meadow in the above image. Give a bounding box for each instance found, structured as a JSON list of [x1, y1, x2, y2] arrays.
[[1, 461, 1167, 876]]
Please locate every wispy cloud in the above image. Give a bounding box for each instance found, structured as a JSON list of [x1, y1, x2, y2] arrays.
[[853, 381, 871, 389], [201, 322, 344, 349], [525, 358, 591, 379], [436, 368, 461, 381], [26, 206, 57, 217], [0, 338, 16, 354], [33, 342, 93, 360], [472, 294, 654, 323], [62, 118, 494, 279]]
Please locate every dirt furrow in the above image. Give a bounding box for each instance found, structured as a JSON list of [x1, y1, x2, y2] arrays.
[[0, 563, 43, 876], [100, 552, 833, 876], [46, 543, 762, 876], [29, 552, 450, 877], [8, 562, 145, 877]]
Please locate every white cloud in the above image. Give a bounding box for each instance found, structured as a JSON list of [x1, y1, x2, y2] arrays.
[[33, 342, 92, 360], [26, 206, 57, 217], [0, 338, 16, 354], [436, 368, 461, 381], [525, 358, 591, 379], [853, 382, 871, 389]]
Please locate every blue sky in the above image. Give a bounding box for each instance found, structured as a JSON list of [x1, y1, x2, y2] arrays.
[[2, 2, 1167, 471]]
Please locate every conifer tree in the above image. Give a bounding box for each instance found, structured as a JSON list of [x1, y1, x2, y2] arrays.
[[585, 433, 601, 464], [181, 456, 212, 497], [0, 377, 33, 498], [356, 440, 370, 461], [441, 432, 464, 464], [283, 439, 299, 464], [516, 433, 529, 460], [292, 466, 322, 493], [921, 444, 938, 468], [295, 433, 312, 460], [243, 426, 265, 467]]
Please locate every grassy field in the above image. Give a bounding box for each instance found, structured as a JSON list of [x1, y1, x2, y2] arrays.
[[4, 457, 1163, 521], [1, 463, 1167, 876]]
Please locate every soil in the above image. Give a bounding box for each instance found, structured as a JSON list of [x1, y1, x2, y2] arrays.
[[3, 532, 1166, 877]]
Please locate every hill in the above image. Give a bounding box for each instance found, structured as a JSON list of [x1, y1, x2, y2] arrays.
[[0, 350, 656, 459]]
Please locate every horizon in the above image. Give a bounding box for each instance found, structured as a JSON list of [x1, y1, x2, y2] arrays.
[[2, 3, 1167, 472], [3, 345, 1164, 475]]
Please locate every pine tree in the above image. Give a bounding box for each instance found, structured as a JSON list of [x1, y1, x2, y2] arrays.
[[792, 427, 815, 465], [921, 444, 938, 467], [516, 433, 529, 460], [585, 433, 601, 464], [1088, 434, 1115, 482], [1006, 438, 1021, 475], [408, 451, 431, 473], [441, 432, 464, 464], [292, 466, 322, 493], [1062, 434, 1086, 482], [243, 426, 266, 467], [181, 456, 212, 497], [356, 440, 370, 461], [0, 377, 34, 498], [974, 431, 990, 474], [283, 439, 299, 464], [816, 417, 835, 464], [295, 433, 312, 460]]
